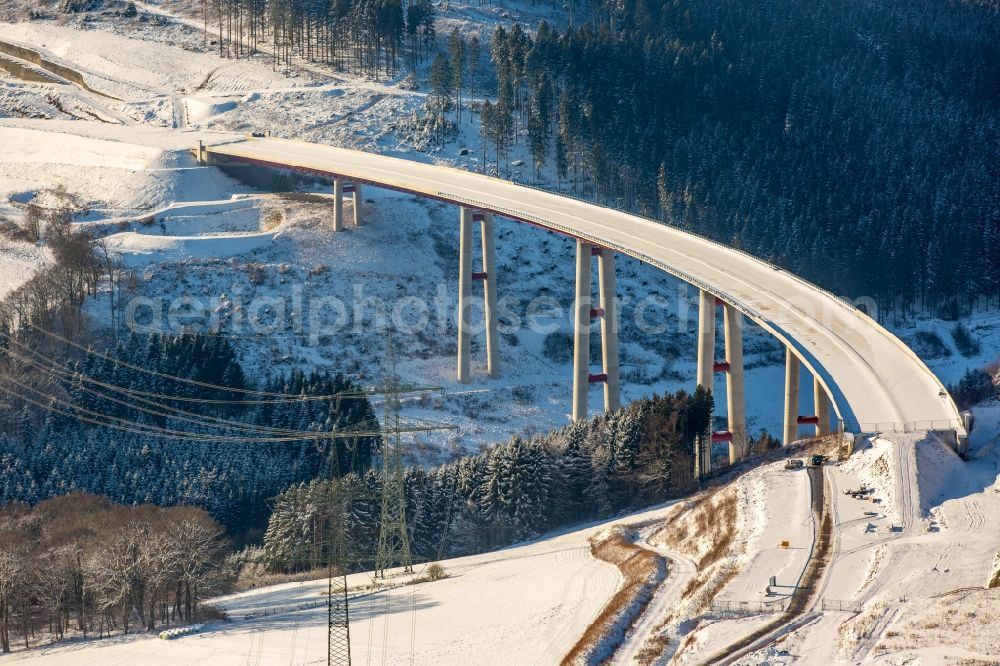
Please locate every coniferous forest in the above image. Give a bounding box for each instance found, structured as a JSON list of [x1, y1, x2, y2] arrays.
[[469, 0, 1000, 317], [0, 332, 379, 542], [258, 390, 719, 571]]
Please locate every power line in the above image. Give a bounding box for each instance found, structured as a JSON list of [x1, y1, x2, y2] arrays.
[[0, 377, 447, 443], [18, 324, 443, 401], [5, 344, 368, 439]]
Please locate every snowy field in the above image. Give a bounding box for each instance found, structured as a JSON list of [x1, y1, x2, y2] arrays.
[[5, 502, 686, 665]]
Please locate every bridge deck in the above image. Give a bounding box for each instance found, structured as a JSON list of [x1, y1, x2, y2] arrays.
[[205, 138, 964, 436]]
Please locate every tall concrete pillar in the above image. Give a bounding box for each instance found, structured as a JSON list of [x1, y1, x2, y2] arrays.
[[723, 303, 746, 464], [457, 207, 473, 384], [352, 183, 363, 226], [783, 349, 800, 447], [695, 290, 717, 479], [572, 240, 592, 422], [696, 290, 716, 392], [597, 251, 620, 413], [480, 212, 500, 379], [814, 376, 831, 437], [332, 179, 344, 232]]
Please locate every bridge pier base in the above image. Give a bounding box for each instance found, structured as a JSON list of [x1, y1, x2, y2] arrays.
[[332, 179, 344, 232], [723, 303, 746, 463], [814, 377, 831, 437], [784, 349, 800, 446], [597, 250, 620, 413], [457, 208, 501, 383]]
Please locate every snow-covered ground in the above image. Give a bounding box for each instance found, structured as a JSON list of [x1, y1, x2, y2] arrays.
[[6, 502, 687, 665], [731, 404, 1000, 665]]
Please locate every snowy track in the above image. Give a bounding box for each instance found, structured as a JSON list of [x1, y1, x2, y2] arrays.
[[610, 532, 697, 664]]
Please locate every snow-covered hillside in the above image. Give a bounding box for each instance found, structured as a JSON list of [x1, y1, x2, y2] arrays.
[[6, 502, 678, 665]]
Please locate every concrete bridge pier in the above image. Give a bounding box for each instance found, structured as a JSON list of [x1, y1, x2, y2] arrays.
[[723, 303, 746, 463], [457, 207, 474, 383], [352, 183, 363, 226], [695, 290, 717, 477], [479, 212, 500, 379], [332, 179, 344, 232], [457, 208, 501, 383], [332, 180, 362, 230], [783, 349, 801, 446], [813, 377, 831, 436], [572, 240, 593, 421], [696, 290, 717, 392], [596, 249, 621, 413], [573, 243, 622, 421]]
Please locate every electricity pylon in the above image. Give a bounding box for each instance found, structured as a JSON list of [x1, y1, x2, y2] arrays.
[[324, 483, 352, 666], [318, 330, 455, 664], [375, 329, 413, 578]]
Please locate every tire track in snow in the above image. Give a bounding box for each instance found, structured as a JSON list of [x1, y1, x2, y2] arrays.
[[609, 531, 697, 665], [534, 542, 623, 664]]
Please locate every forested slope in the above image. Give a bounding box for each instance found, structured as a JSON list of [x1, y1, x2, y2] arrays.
[[465, 0, 1000, 315], [0, 332, 378, 541]]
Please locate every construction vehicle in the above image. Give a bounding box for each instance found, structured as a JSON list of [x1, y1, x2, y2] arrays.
[[808, 454, 828, 467]]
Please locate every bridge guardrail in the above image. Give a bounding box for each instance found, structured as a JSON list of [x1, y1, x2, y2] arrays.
[[856, 419, 962, 434]]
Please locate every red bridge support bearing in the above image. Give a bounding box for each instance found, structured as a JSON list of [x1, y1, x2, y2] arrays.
[[711, 431, 733, 443], [588, 373, 608, 384], [797, 415, 820, 425], [713, 361, 730, 373]]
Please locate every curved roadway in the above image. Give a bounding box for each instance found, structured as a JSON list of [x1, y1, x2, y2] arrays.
[[205, 137, 964, 437]]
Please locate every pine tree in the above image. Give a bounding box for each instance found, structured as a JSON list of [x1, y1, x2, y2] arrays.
[[429, 51, 454, 115], [449, 29, 466, 124]]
